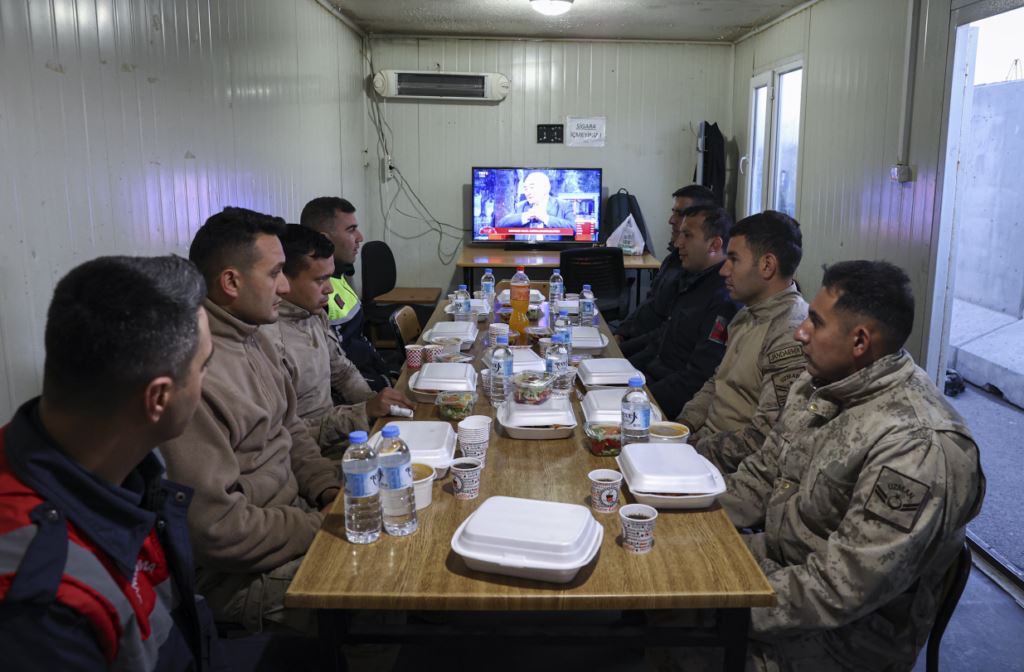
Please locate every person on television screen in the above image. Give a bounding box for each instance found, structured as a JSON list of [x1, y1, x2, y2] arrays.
[[497, 171, 576, 241]]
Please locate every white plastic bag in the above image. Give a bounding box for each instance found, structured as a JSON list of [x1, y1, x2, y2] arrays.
[[606, 214, 645, 256]]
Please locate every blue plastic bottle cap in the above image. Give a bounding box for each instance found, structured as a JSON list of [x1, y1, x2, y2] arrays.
[[349, 430, 369, 443], [583, 284, 591, 290], [559, 309, 569, 316], [554, 268, 560, 274], [458, 284, 467, 290], [496, 334, 509, 345], [628, 377, 643, 387], [551, 333, 564, 343], [485, 268, 492, 273], [382, 425, 399, 438]]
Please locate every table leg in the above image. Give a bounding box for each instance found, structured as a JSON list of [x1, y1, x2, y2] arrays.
[[318, 610, 350, 672], [718, 608, 750, 672]]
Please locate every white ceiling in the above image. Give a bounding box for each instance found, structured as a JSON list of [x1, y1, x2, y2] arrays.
[[330, 0, 807, 43]]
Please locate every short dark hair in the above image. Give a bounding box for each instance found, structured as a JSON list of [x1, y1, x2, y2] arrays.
[[43, 256, 206, 413], [730, 210, 803, 277], [821, 260, 915, 353], [280, 224, 335, 276], [300, 197, 356, 232], [681, 205, 733, 245], [672, 184, 717, 206], [189, 207, 286, 286]]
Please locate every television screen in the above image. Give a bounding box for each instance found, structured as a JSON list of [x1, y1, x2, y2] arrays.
[[471, 167, 602, 244]]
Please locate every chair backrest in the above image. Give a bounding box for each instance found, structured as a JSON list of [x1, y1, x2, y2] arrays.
[[360, 241, 397, 303], [558, 247, 626, 309], [389, 305, 422, 352], [926, 542, 972, 672]]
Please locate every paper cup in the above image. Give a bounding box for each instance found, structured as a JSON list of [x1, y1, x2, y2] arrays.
[[451, 458, 482, 500], [411, 463, 435, 510], [404, 344, 424, 370], [459, 440, 489, 468], [620, 503, 658, 553], [423, 344, 443, 363], [589, 469, 623, 513], [457, 415, 492, 443]]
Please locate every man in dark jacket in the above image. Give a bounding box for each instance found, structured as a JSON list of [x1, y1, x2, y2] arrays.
[[0, 256, 221, 670], [613, 185, 716, 342], [625, 205, 740, 418]]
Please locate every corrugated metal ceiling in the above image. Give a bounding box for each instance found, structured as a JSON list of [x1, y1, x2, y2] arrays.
[[330, 0, 807, 42]]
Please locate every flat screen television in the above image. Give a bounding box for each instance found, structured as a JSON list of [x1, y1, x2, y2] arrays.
[[471, 167, 602, 246]]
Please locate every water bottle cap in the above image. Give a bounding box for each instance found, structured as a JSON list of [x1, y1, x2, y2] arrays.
[[496, 334, 509, 345], [458, 284, 467, 290], [559, 309, 569, 316], [554, 268, 560, 274], [628, 376, 643, 387], [348, 430, 369, 443], [583, 284, 592, 290], [381, 425, 399, 438], [551, 333, 564, 343], [485, 268, 493, 273]]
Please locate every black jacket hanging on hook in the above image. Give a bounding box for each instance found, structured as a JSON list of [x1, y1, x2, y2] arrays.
[[693, 122, 726, 206]]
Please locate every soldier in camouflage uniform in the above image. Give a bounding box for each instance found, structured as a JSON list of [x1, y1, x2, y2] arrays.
[[268, 225, 413, 458], [679, 211, 808, 474], [719, 261, 986, 671]]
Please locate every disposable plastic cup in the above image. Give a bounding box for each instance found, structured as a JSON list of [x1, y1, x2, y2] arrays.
[[459, 440, 489, 468], [423, 344, 443, 363], [411, 463, 435, 511], [451, 458, 483, 500], [457, 415, 492, 443], [619, 503, 658, 554], [588, 469, 623, 513], [405, 344, 424, 370], [489, 323, 510, 338]]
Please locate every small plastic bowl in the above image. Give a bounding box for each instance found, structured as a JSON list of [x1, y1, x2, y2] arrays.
[[496, 307, 513, 323], [525, 325, 552, 346], [649, 421, 691, 443], [435, 390, 478, 421], [512, 371, 554, 405], [583, 421, 623, 457], [526, 305, 543, 321], [411, 463, 435, 510]]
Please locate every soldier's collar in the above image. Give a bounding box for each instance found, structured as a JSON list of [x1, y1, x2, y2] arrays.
[[745, 283, 801, 321], [807, 350, 913, 412], [203, 297, 260, 342]]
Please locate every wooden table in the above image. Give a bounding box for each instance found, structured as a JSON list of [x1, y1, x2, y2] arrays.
[[456, 245, 662, 305], [286, 302, 773, 671]]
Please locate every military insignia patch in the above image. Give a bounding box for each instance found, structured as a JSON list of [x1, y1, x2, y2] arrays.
[[767, 344, 803, 365], [772, 369, 803, 408], [708, 316, 729, 345], [865, 466, 931, 532]]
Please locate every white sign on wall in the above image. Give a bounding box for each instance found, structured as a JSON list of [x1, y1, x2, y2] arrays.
[[565, 116, 606, 147]]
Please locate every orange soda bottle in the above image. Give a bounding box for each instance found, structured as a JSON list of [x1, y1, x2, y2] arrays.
[[509, 265, 531, 343]]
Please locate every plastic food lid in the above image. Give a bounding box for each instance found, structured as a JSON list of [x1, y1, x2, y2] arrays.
[[382, 425, 399, 438], [618, 443, 718, 494], [349, 430, 368, 443], [628, 376, 643, 387]]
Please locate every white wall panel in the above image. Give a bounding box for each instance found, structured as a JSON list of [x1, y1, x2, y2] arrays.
[[0, 0, 365, 420], [363, 38, 734, 290], [732, 0, 955, 362]]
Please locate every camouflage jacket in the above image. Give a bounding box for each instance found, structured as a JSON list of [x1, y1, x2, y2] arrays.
[[679, 284, 807, 474], [266, 300, 375, 447], [722, 351, 985, 671]]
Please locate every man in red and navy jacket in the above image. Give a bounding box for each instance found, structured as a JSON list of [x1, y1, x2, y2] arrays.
[[0, 256, 222, 671]]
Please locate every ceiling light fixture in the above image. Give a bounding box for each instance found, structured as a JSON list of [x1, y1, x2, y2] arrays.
[[530, 0, 573, 17]]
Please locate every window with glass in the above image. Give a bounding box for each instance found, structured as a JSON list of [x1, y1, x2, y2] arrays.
[[743, 63, 803, 217]]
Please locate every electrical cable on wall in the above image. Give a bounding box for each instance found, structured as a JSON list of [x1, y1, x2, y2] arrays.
[[363, 41, 466, 267]]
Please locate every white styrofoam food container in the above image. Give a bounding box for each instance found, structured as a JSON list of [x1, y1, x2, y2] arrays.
[[615, 443, 727, 509], [423, 322, 479, 349], [496, 397, 576, 439], [569, 326, 608, 354], [368, 421, 456, 478], [409, 363, 477, 402], [497, 288, 545, 304], [581, 389, 663, 424], [577, 358, 644, 387], [481, 346, 545, 373], [450, 496, 603, 584], [444, 298, 492, 320]]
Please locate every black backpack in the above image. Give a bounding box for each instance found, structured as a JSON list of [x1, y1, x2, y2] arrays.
[[602, 188, 653, 252]]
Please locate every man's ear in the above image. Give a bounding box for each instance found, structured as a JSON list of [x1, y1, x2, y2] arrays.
[[761, 253, 779, 280], [219, 268, 242, 300], [142, 376, 175, 424], [709, 236, 724, 254], [850, 323, 872, 359]]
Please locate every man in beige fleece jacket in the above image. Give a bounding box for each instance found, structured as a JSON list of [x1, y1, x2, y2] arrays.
[[161, 207, 339, 635], [269, 224, 413, 458]]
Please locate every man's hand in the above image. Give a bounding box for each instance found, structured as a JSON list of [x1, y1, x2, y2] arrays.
[[318, 487, 340, 513], [365, 388, 415, 419]]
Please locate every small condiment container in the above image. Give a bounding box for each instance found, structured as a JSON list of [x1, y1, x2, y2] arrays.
[[411, 463, 435, 510], [512, 371, 554, 405], [583, 421, 622, 457], [436, 390, 478, 421]]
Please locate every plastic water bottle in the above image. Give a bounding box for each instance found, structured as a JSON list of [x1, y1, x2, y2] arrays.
[[553, 309, 573, 358], [545, 334, 570, 398], [480, 268, 496, 308], [378, 425, 418, 537], [454, 284, 472, 322], [580, 284, 596, 326], [490, 334, 513, 405], [621, 377, 652, 446], [548, 268, 564, 305], [342, 430, 381, 544]]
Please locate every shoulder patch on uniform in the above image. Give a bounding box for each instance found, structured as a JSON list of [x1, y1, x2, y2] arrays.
[[708, 316, 729, 345], [772, 369, 803, 408], [864, 466, 931, 533], [767, 344, 803, 365]]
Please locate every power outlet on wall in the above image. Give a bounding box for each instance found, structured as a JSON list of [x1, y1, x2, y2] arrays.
[[380, 155, 394, 182]]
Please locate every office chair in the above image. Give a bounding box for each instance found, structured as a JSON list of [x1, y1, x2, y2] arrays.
[[361, 241, 440, 347], [926, 542, 973, 672], [558, 246, 631, 321], [389, 305, 423, 353]]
